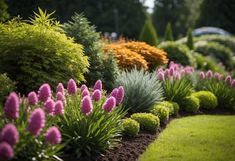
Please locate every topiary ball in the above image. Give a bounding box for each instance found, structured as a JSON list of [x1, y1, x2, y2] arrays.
[[192, 91, 218, 109], [150, 104, 169, 123], [122, 118, 140, 136], [182, 95, 200, 112]]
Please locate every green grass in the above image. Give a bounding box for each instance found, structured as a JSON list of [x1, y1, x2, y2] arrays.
[[139, 115, 235, 161]]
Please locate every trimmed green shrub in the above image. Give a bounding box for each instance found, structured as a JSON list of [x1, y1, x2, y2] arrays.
[[192, 91, 218, 109], [182, 95, 200, 112], [63, 13, 118, 89], [150, 104, 169, 122], [0, 11, 89, 94], [164, 22, 174, 41], [115, 68, 163, 113], [0, 73, 15, 103], [158, 41, 196, 67], [131, 113, 160, 132], [157, 101, 174, 115], [122, 118, 140, 136], [172, 102, 180, 114], [186, 28, 194, 50]]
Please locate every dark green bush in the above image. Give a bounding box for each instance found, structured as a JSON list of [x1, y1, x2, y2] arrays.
[[150, 104, 169, 123], [131, 113, 160, 132], [0, 73, 15, 103], [192, 91, 218, 109], [122, 118, 140, 136], [115, 68, 163, 113], [0, 11, 89, 94], [182, 95, 200, 112], [158, 41, 196, 67], [0, 0, 9, 22]]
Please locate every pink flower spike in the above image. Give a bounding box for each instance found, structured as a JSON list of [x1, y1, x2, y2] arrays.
[[231, 80, 235, 87], [199, 72, 205, 79], [116, 86, 125, 105], [157, 68, 163, 74], [157, 72, 165, 81], [169, 67, 174, 76], [82, 89, 90, 98], [28, 91, 38, 105], [54, 101, 64, 115], [38, 83, 52, 102], [67, 79, 77, 95], [206, 70, 213, 79], [214, 73, 222, 81], [93, 80, 102, 91], [103, 96, 116, 113], [0, 142, 14, 160], [81, 96, 93, 116], [174, 72, 181, 80], [169, 61, 175, 68], [56, 92, 65, 101], [109, 88, 118, 98], [164, 69, 170, 79], [27, 108, 45, 136], [56, 83, 64, 95], [44, 99, 55, 114], [4, 92, 19, 119], [0, 124, 19, 146], [92, 89, 102, 102], [225, 75, 232, 85], [80, 84, 88, 92], [45, 126, 62, 145]]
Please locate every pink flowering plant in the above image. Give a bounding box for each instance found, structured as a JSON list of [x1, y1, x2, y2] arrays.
[[0, 84, 63, 160], [56, 79, 126, 158]]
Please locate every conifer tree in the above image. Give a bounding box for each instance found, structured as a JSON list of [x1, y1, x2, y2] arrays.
[[164, 22, 174, 41]]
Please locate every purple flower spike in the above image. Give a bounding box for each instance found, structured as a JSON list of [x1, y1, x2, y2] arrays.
[[206, 70, 213, 79], [103, 96, 116, 113], [38, 83, 52, 102], [199, 72, 205, 79], [56, 92, 65, 101], [4, 92, 19, 119], [93, 80, 102, 91], [80, 84, 88, 92], [44, 99, 55, 114], [92, 89, 102, 102], [45, 126, 62, 145], [174, 72, 181, 80], [214, 73, 222, 81], [28, 108, 45, 136], [225, 75, 232, 85], [82, 89, 90, 98], [169, 67, 174, 76], [81, 96, 93, 116], [109, 88, 118, 98], [0, 142, 14, 160], [54, 101, 64, 115], [56, 83, 64, 95], [231, 80, 235, 87], [1, 124, 19, 146], [116, 86, 125, 105], [67, 79, 77, 95], [157, 72, 165, 81], [28, 91, 38, 105], [164, 69, 170, 79]]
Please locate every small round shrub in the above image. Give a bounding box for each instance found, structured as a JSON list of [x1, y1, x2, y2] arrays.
[[158, 101, 176, 115], [192, 91, 218, 109], [0, 73, 16, 103], [182, 95, 200, 112], [122, 118, 140, 136], [158, 41, 196, 67], [150, 104, 169, 123], [171, 102, 180, 114], [131, 113, 160, 132]]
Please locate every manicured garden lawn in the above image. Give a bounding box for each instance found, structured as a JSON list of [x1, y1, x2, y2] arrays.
[[139, 115, 235, 161]]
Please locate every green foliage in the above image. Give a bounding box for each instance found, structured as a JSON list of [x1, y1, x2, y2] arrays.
[[164, 22, 174, 41], [115, 68, 163, 113], [139, 16, 158, 46], [158, 41, 196, 67], [122, 118, 140, 137], [59, 91, 126, 157], [150, 104, 169, 122], [172, 102, 180, 114], [0, 0, 9, 22], [192, 91, 218, 109], [0, 10, 89, 94], [131, 113, 160, 132], [0, 73, 15, 103], [157, 101, 174, 115], [182, 95, 200, 112], [194, 41, 233, 69], [186, 28, 194, 50]]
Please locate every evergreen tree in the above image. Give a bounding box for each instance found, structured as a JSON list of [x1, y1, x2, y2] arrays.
[[186, 28, 194, 50], [139, 16, 158, 46], [0, 0, 9, 22], [164, 22, 174, 41]]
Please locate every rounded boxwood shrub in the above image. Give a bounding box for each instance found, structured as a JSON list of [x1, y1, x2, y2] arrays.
[[122, 118, 140, 136], [0, 73, 15, 103], [192, 91, 218, 109], [157, 101, 178, 115], [182, 95, 200, 112], [158, 41, 196, 67], [131, 113, 160, 132], [171, 102, 180, 114], [150, 104, 169, 123], [0, 14, 89, 94]]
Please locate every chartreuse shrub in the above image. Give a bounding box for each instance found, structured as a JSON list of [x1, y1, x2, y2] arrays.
[[157, 101, 176, 115], [131, 113, 160, 132], [150, 104, 169, 123], [181, 95, 200, 112], [0, 73, 15, 103], [0, 84, 63, 160], [122, 118, 140, 136], [63, 13, 118, 89], [158, 41, 196, 67], [58, 79, 126, 158], [115, 68, 163, 113], [0, 9, 89, 94], [192, 91, 218, 109]]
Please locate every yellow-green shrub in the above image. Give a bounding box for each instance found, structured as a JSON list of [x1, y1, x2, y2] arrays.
[[122, 118, 140, 136], [182, 96, 200, 112], [192, 91, 218, 109], [150, 104, 169, 122]]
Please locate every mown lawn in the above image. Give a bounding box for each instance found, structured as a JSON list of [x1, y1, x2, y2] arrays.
[[139, 115, 235, 161]]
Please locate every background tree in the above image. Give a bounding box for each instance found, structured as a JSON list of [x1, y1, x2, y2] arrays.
[[187, 28, 194, 50], [139, 16, 158, 46], [196, 0, 235, 34], [164, 22, 174, 41], [0, 0, 9, 22]]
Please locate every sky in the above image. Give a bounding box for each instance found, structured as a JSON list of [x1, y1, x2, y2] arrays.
[[143, 0, 154, 12]]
